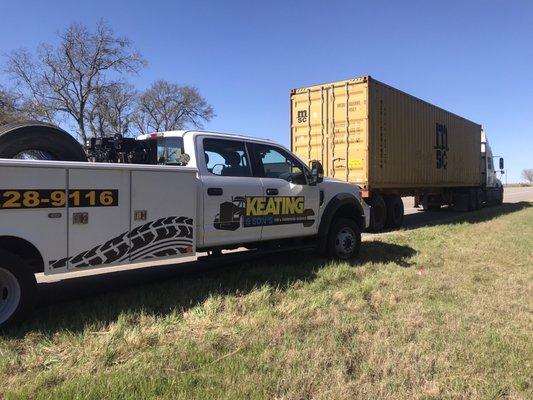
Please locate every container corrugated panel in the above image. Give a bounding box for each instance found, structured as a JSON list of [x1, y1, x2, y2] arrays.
[[291, 76, 481, 191]]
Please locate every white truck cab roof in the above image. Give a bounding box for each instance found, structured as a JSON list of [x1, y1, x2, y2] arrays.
[[137, 130, 277, 146]]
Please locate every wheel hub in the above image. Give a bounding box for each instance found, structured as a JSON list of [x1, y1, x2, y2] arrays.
[[335, 228, 356, 256]]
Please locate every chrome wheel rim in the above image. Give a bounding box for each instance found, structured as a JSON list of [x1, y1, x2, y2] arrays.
[[335, 227, 356, 257], [0, 268, 21, 325]]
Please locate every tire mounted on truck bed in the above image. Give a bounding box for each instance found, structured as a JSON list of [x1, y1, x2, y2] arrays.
[[0, 120, 87, 161]]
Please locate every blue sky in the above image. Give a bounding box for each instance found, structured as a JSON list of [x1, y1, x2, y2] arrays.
[[0, 0, 531, 182]]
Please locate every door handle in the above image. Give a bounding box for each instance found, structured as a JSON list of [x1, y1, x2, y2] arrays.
[[266, 188, 279, 196], [207, 188, 223, 196]]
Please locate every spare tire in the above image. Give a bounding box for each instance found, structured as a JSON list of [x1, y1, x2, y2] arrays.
[[0, 120, 87, 162]]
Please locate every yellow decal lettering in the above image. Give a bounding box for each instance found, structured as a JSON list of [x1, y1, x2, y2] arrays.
[[295, 197, 304, 214], [246, 197, 258, 216], [265, 197, 278, 215]]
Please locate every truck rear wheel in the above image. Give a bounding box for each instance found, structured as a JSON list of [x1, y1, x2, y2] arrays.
[[367, 194, 386, 232], [385, 194, 404, 228], [327, 218, 361, 260], [0, 120, 87, 162], [0, 251, 36, 328]]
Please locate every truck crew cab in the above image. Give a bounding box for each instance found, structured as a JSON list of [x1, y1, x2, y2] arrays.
[[0, 127, 369, 327]]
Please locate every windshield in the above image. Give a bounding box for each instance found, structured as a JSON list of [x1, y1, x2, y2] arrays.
[[157, 137, 185, 165]]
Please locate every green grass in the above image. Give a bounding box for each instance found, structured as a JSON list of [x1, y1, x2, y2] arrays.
[[1, 203, 532, 399]]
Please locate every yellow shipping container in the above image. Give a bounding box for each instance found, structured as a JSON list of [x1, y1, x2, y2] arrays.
[[290, 76, 482, 196]]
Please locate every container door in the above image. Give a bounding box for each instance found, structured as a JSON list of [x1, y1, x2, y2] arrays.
[[67, 169, 130, 270], [129, 170, 196, 262], [291, 78, 369, 186], [291, 87, 329, 171], [327, 82, 369, 185]]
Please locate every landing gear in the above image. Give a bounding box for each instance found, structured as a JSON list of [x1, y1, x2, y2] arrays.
[[367, 194, 387, 232], [385, 194, 404, 228]]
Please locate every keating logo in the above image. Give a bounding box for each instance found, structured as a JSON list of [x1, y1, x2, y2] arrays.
[[245, 196, 304, 216], [243, 196, 314, 227], [213, 195, 315, 230]]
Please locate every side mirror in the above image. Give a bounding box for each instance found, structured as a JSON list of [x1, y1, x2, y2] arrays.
[[309, 160, 324, 186], [178, 153, 191, 166], [499, 158, 504, 170]]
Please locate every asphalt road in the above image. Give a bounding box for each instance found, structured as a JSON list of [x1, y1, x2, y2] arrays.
[[390, 186, 533, 232], [34, 186, 532, 310]]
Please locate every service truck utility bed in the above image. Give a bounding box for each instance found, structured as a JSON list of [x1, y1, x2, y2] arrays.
[[0, 159, 198, 275]]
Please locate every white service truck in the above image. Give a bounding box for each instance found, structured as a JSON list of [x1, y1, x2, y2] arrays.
[[0, 126, 369, 326]]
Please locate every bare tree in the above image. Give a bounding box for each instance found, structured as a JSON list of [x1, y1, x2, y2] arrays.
[[0, 86, 23, 125], [5, 21, 145, 142], [134, 80, 214, 134], [87, 81, 137, 138], [522, 169, 533, 184]]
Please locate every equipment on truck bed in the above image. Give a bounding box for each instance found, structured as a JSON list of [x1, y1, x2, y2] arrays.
[[86, 135, 156, 164]]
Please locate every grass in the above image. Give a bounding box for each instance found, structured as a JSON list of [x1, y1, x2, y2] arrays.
[[1, 203, 532, 399]]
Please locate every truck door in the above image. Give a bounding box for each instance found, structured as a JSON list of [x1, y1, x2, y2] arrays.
[[199, 137, 263, 247], [248, 143, 320, 240], [66, 168, 131, 270]]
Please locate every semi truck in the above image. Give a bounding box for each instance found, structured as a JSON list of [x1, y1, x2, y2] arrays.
[[290, 76, 504, 231], [0, 123, 369, 327]]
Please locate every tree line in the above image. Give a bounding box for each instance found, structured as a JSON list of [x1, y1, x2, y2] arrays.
[[0, 21, 214, 143]]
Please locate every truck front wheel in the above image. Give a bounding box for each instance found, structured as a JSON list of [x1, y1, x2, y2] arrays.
[[327, 218, 361, 260], [0, 251, 36, 328]]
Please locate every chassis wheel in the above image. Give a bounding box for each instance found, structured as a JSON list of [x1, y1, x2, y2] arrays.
[[0, 251, 36, 328], [385, 194, 404, 228], [327, 218, 361, 260]]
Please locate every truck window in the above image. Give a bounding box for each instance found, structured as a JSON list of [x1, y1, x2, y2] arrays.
[[251, 144, 307, 185], [203, 138, 252, 177], [157, 137, 185, 165]]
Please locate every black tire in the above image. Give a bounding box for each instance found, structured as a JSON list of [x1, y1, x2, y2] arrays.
[[327, 218, 361, 260], [475, 188, 483, 210], [385, 194, 404, 228], [367, 194, 386, 232], [0, 120, 87, 161], [467, 189, 477, 211], [496, 186, 504, 205], [0, 250, 36, 328]]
